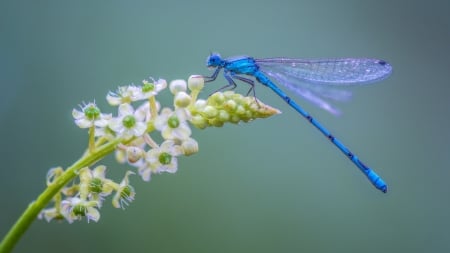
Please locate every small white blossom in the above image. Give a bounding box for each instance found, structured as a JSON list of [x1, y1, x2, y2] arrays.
[[109, 103, 147, 138], [134, 78, 167, 100], [38, 207, 64, 222], [138, 140, 182, 181], [155, 108, 191, 140], [79, 166, 114, 206], [112, 171, 136, 209], [61, 197, 100, 223], [72, 102, 111, 129], [107, 85, 141, 106]]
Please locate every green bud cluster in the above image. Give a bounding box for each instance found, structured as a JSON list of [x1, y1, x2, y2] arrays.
[[189, 91, 280, 128]]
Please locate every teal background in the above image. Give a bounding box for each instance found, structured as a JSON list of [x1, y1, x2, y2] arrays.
[[1, 0, 449, 252]]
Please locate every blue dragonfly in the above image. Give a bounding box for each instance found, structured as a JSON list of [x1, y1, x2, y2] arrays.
[[202, 53, 392, 193]]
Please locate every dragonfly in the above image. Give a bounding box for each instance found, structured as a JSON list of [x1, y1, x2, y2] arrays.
[[202, 53, 392, 193]]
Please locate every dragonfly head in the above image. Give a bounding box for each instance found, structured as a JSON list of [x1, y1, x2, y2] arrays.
[[206, 53, 223, 68]]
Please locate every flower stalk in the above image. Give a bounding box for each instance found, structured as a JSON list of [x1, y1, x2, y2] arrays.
[[0, 137, 121, 252], [0, 75, 279, 253]]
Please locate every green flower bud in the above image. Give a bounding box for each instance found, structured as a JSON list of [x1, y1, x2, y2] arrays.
[[188, 91, 280, 129], [203, 105, 218, 118]]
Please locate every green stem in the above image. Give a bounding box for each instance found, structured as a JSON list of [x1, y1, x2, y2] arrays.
[[88, 126, 95, 153], [0, 138, 122, 253], [149, 96, 157, 120]]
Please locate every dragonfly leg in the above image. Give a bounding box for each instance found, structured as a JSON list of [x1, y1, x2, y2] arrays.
[[232, 75, 256, 97], [209, 72, 237, 95], [202, 67, 222, 82], [231, 74, 261, 106]]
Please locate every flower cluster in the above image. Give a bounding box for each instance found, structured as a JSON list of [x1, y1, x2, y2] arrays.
[[38, 75, 280, 223]]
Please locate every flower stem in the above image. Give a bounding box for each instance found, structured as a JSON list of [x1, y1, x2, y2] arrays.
[[149, 96, 157, 120], [88, 126, 95, 153], [0, 138, 122, 253]]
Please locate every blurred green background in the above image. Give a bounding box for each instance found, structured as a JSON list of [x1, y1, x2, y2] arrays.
[[1, 0, 449, 252]]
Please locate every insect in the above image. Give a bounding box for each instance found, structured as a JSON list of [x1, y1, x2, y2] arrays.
[[202, 53, 392, 193]]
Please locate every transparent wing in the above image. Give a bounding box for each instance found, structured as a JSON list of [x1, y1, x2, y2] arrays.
[[265, 71, 351, 115], [256, 58, 392, 85], [256, 58, 392, 115]]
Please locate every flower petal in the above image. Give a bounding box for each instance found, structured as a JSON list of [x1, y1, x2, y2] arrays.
[[118, 103, 134, 116]]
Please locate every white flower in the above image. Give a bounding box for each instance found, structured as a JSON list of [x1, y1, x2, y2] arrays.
[[78, 166, 114, 206], [154, 108, 191, 140], [134, 78, 167, 100], [72, 102, 111, 129], [106, 85, 141, 106], [138, 140, 182, 181], [61, 197, 100, 223], [112, 171, 136, 209], [38, 207, 64, 222], [109, 103, 147, 138]]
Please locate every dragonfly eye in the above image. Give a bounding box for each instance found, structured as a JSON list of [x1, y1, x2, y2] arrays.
[[206, 53, 222, 67]]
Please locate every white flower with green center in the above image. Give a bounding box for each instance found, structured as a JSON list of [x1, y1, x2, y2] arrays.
[[106, 85, 141, 105], [134, 78, 167, 100], [109, 103, 147, 138], [155, 108, 191, 140], [61, 197, 100, 223], [112, 171, 136, 209], [138, 140, 182, 181], [79, 166, 114, 206], [72, 102, 111, 128]]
